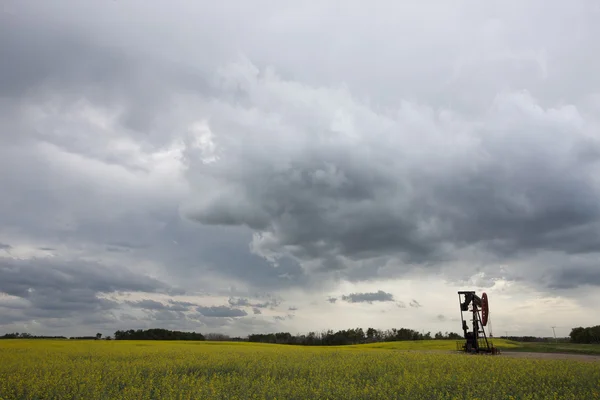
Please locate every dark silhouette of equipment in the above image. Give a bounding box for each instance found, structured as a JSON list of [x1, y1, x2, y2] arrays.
[[457, 291, 499, 355]]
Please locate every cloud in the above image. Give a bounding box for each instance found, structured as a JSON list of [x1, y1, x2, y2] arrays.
[[196, 306, 248, 318], [327, 297, 337, 304], [228, 297, 251, 307], [167, 300, 197, 311], [341, 290, 394, 304], [0, 256, 178, 331], [1, 0, 600, 337], [180, 59, 600, 293], [410, 300, 422, 308], [126, 299, 167, 310], [125, 299, 197, 312], [228, 297, 281, 309], [252, 308, 262, 315]]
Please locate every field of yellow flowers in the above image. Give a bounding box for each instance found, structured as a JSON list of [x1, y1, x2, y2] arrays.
[[1, 339, 599, 399]]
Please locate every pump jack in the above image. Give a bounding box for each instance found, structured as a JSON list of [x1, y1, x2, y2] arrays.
[[457, 291, 499, 354]]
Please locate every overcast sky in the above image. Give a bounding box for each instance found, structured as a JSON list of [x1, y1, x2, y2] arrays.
[[1, 0, 600, 339]]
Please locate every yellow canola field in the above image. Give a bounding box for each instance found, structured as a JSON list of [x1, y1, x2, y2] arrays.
[[1, 340, 599, 400]]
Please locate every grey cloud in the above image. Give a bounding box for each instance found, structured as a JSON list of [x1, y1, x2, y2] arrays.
[[149, 310, 187, 322], [0, 243, 11, 250], [288, 306, 298, 311], [252, 308, 262, 315], [196, 306, 248, 318], [5, 0, 599, 295], [180, 59, 600, 293], [2, 0, 600, 337], [0, 258, 173, 299], [410, 300, 422, 308], [106, 247, 131, 253], [106, 242, 149, 250], [126, 299, 166, 311], [545, 267, 600, 290], [253, 300, 281, 309], [169, 300, 197, 307], [167, 300, 197, 312], [129, 7, 597, 303], [122, 299, 196, 313], [0, 257, 176, 325], [327, 297, 337, 303], [396, 301, 407, 308], [341, 290, 394, 304], [228, 297, 250, 307], [228, 296, 281, 309]]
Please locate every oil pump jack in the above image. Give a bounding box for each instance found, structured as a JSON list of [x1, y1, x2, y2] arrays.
[[457, 291, 499, 354]]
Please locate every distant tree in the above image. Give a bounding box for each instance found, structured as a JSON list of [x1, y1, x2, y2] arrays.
[[96, 333, 102, 340], [570, 325, 600, 344], [366, 327, 377, 342]]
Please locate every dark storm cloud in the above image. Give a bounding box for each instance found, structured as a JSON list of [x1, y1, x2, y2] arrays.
[[2, 0, 600, 340], [181, 62, 600, 290], [0, 243, 11, 250], [0, 9, 212, 143], [341, 290, 394, 304], [0, 257, 177, 322], [3, 0, 598, 295], [196, 306, 248, 318], [545, 267, 600, 290]]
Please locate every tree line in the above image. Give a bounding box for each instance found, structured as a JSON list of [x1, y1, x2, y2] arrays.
[[3, 325, 598, 344], [570, 325, 600, 344], [248, 328, 463, 346], [113, 328, 206, 341], [0, 333, 67, 339], [500, 336, 570, 343]]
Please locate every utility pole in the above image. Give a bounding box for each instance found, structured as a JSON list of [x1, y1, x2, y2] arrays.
[[551, 326, 557, 343]]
